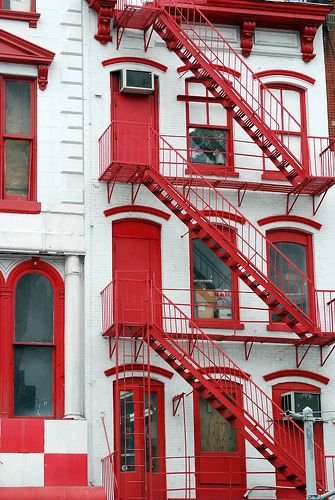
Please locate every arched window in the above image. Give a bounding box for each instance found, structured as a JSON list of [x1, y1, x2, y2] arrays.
[[267, 229, 315, 328], [3, 260, 64, 418]]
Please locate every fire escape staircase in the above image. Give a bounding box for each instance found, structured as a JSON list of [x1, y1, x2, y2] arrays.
[[113, 0, 335, 195], [108, 280, 325, 495], [143, 133, 319, 341]]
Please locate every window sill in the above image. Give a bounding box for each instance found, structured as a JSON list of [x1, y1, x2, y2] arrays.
[[261, 171, 289, 181], [0, 199, 41, 214], [0, 9, 40, 27], [193, 318, 245, 330], [186, 166, 239, 177]]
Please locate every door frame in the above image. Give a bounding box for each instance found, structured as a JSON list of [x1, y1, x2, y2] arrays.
[[113, 377, 167, 500]]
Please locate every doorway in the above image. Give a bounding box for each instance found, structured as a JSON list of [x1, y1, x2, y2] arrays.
[[114, 378, 166, 500], [193, 383, 246, 499], [112, 219, 162, 326]]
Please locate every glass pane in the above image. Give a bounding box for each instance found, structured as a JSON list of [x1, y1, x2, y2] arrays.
[[6, 81, 31, 135], [208, 102, 227, 126], [193, 239, 233, 319], [189, 101, 207, 125], [5, 139, 31, 197], [14, 346, 53, 416], [15, 274, 54, 343], [200, 396, 237, 452], [5, 0, 31, 11], [120, 390, 135, 472], [145, 392, 159, 472], [270, 241, 308, 320], [189, 128, 227, 165]]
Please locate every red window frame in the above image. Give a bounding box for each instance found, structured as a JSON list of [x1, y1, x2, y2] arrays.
[[185, 78, 237, 177], [0, 75, 39, 213], [0, 260, 64, 418], [0, 0, 39, 27], [267, 229, 316, 331], [190, 225, 243, 330], [262, 84, 308, 180]]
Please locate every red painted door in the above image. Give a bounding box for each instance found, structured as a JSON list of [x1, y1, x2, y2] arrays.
[[112, 219, 162, 326], [273, 382, 324, 499], [194, 383, 246, 499], [115, 378, 166, 500], [111, 73, 158, 167]]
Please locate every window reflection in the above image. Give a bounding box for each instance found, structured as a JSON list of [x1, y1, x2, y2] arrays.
[[145, 392, 159, 472], [14, 346, 53, 416], [189, 128, 227, 165], [193, 238, 233, 320], [270, 241, 308, 321], [120, 390, 135, 472]]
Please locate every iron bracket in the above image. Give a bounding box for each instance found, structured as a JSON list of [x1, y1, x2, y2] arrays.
[[244, 339, 254, 360], [172, 392, 185, 416], [144, 25, 155, 52], [312, 189, 329, 216], [238, 185, 247, 207], [295, 340, 314, 368], [134, 338, 144, 362], [320, 343, 335, 367], [108, 337, 117, 360], [107, 176, 118, 203], [131, 181, 143, 205]]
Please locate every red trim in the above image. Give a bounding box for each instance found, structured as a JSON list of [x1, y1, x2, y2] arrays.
[[104, 205, 170, 221], [105, 363, 174, 379], [258, 215, 322, 231], [0, 487, 105, 499], [0, 0, 39, 28], [264, 369, 330, 385], [202, 210, 246, 225], [255, 70, 316, 85], [102, 57, 168, 73], [0, 29, 55, 90], [203, 366, 250, 380], [4, 260, 64, 418]]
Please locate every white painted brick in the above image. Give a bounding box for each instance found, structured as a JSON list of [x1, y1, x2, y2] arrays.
[[45, 420, 88, 454], [0, 454, 44, 487]]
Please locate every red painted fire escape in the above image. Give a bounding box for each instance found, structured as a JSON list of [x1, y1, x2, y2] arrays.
[[91, 0, 335, 495]]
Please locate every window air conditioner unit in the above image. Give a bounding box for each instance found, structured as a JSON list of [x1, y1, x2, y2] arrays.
[[281, 392, 321, 416], [119, 69, 154, 95]]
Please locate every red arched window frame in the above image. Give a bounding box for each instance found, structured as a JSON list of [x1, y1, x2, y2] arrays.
[[267, 229, 315, 331], [1, 260, 64, 418], [262, 83, 308, 180], [190, 225, 243, 329]]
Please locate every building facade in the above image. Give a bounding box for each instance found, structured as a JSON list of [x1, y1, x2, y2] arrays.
[[0, 0, 335, 498]]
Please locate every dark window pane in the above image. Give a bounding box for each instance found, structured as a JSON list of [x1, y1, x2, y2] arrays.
[[193, 239, 233, 319], [14, 346, 53, 416], [5, 139, 31, 196], [6, 81, 31, 135], [189, 128, 227, 165], [15, 274, 54, 343], [200, 396, 237, 452], [120, 390, 135, 472]]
